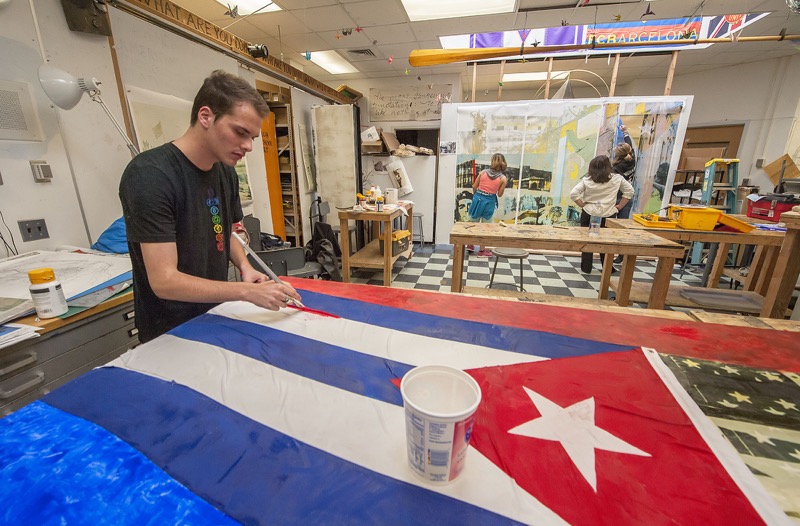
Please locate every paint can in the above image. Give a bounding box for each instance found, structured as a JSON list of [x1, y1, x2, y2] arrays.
[[400, 365, 482, 484], [384, 188, 398, 204], [28, 267, 68, 319]]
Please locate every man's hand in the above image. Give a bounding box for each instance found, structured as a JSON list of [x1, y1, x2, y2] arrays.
[[245, 281, 303, 311], [240, 265, 268, 283]]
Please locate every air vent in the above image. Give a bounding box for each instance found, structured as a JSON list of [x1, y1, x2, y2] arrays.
[[347, 49, 376, 57]]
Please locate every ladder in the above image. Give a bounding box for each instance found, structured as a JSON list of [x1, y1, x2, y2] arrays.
[[691, 158, 740, 265], [702, 158, 739, 213]]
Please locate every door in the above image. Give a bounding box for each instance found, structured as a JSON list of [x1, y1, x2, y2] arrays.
[[679, 124, 744, 170]]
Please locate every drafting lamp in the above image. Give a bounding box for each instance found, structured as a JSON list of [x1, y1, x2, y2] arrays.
[[38, 64, 140, 156]]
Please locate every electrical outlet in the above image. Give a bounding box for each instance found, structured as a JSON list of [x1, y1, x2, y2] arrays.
[[18, 219, 49, 242]]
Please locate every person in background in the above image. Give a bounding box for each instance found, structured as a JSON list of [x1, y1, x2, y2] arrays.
[[570, 155, 634, 274], [119, 70, 301, 343], [612, 125, 637, 263], [467, 153, 508, 257], [612, 125, 637, 218]]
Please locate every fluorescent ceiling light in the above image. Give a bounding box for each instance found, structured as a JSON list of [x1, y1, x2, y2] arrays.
[[401, 0, 516, 21], [503, 71, 567, 82], [302, 51, 359, 75], [212, 1, 281, 16]]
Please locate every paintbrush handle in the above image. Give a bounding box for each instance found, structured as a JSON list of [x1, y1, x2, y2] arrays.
[[232, 233, 305, 308]]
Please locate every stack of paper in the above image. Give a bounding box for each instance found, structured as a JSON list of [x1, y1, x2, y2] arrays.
[[0, 323, 42, 350]]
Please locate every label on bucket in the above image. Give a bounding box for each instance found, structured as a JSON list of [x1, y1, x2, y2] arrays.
[[405, 408, 477, 483]]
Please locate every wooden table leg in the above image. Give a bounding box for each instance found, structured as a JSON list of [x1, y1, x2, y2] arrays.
[[743, 245, 765, 291], [340, 215, 351, 283], [383, 218, 393, 286], [754, 246, 779, 296], [451, 243, 465, 292], [707, 242, 730, 288], [648, 257, 675, 309], [598, 255, 612, 299], [615, 255, 636, 306], [761, 226, 800, 318]]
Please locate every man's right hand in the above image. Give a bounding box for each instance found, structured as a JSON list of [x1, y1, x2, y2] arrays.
[[246, 281, 302, 311]]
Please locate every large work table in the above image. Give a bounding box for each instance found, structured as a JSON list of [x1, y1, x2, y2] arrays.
[[339, 202, 414, 287], [449, 222, 685, 309], [605, 215, 784, 295]]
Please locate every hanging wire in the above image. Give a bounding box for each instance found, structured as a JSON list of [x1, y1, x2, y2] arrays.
[[222, 2, 274, 31], [0, 209, 19, 256]]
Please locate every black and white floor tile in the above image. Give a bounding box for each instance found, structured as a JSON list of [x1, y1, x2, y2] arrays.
[[348, 243, 708, 307]]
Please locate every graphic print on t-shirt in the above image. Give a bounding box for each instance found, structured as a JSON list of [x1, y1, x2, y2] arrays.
[[206, 188, 224, 252]]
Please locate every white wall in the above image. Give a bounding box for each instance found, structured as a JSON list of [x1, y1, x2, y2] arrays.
[[324, 74, 462, 244], [0, 1, 282, 257], [0, 0, 117, 252]]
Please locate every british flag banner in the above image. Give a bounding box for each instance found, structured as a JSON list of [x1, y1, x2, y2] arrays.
[[0, 286, 793, 525]]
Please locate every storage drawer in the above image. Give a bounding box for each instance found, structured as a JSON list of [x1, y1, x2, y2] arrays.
[[0, 301, 137, 415]]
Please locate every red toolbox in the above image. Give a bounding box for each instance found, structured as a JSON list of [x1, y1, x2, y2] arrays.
[[746, 194, 800, 222]]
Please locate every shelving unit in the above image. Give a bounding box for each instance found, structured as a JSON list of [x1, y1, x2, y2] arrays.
[[259, 89, 304, 248]]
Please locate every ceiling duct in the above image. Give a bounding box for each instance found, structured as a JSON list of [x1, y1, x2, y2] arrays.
[[347, 49, 376, 58]]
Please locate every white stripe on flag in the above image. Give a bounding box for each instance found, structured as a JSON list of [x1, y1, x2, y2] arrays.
[[210, 302, 548, 368], [107, 334, 567, 525]]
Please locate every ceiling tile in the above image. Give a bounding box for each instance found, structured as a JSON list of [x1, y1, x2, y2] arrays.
[[278, 32, 330, 52], [301, 5, 360, 31], [342, 0, 409, 27], [362, 23, 416, 45]]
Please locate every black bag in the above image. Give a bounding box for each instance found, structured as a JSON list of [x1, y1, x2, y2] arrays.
[[260, 232, 286, 250]]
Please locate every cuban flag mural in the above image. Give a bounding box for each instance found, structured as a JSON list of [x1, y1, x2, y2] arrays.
[[0, 284, 795, 524]]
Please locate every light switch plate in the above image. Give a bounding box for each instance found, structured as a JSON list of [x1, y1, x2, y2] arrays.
[[30, 161, 53, 183]]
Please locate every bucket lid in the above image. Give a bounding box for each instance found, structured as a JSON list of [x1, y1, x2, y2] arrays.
[[28, 267, 56, 284]]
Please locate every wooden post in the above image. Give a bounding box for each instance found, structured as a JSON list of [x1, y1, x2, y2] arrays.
[[760, 211, 800, 318], [609, 53, 620, 97], [471, 62, 477, 102], [497, 60, 505, 101], [664, 50, 678, 96], [544, 57, 553, 99]]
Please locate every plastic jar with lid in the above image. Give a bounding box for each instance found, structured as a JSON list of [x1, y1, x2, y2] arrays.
[[28, 267, 68, 319]]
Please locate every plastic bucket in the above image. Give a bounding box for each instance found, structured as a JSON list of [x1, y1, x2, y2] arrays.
[[400, 365, 482, 484]]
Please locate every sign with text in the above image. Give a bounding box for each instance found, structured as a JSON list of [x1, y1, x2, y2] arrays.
[[369, 85, 452, 122]]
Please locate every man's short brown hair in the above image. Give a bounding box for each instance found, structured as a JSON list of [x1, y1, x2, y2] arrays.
[[190, 70, 269, 125]]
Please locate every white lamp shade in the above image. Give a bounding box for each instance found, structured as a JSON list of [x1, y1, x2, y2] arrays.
[[38, 64, 85, 110]]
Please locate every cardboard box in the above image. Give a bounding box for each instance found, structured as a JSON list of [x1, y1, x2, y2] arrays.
[[763, 154, 800, 186], [361, 140, 384, 154], [378, 230, 411, 256]]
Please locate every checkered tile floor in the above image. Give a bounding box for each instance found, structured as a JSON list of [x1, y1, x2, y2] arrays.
[[347, 243, 707, 306]]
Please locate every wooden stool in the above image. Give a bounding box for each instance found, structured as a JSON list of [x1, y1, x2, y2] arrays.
[[488, 247, 529, 291]]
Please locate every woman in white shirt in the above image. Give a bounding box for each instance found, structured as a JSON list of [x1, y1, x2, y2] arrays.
[[570, 155, 634, 274]]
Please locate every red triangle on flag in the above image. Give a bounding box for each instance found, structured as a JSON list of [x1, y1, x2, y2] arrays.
[[465, 349, 766, 525]]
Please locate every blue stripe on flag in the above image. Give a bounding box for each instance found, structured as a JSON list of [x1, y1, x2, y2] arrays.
[[0, 401, 237, 526], [43, 368, 526, 526], [242, 290, 629, 358], [171, 314, 411, 406]]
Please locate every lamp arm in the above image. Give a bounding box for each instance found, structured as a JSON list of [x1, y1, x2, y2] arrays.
[[88, 90, 140, 157]]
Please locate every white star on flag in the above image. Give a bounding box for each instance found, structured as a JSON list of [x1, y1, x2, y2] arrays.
[[508, 387, 651, 491]]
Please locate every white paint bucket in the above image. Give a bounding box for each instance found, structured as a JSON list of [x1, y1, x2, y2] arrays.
[[384, 188, 398, 204], [400, 365, 482, 484]]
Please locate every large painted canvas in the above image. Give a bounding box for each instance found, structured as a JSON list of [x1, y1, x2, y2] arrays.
[[444, 97, 692, 230]]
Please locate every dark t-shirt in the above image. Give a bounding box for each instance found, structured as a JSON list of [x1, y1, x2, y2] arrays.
[[119, 143, 243, 343]]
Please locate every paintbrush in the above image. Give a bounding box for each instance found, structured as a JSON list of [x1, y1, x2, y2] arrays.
[[232, 232, 306, 309]]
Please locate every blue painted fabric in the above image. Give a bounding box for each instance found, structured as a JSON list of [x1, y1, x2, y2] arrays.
[[0, 401, 237, 526]]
